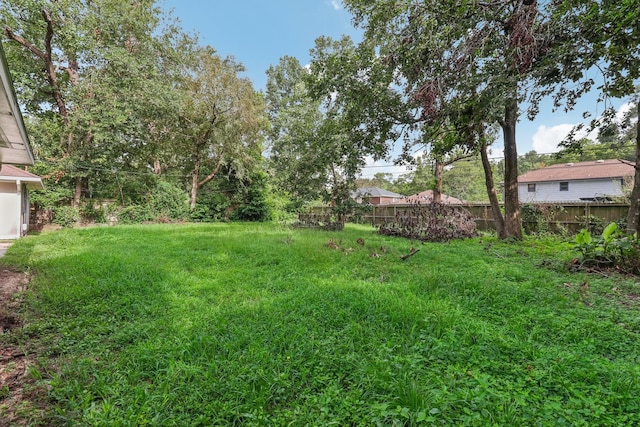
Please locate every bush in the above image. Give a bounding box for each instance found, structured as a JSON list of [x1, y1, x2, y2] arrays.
[[115, 181, 189, 224], [52, 206, 80, 228], [80, 201, 107, 224], [191, 192, 230, 222], [267, 193, 298, 223], [575, 214, 608, 235], [574, 222, 640, 275], [146, 181, 189, 221], [117, 205, 152, 224], [522, 204, 565, 235], [190, 204, 213, 223], [231, 172, 272, 222], [377, 202, 477, 242]]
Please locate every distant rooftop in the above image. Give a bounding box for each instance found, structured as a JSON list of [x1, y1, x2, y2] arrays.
[[518, 159, 634, 183], [352, 187, 404, 198]]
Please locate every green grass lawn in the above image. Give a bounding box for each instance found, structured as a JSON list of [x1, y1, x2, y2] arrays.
[[2, 223, 640, 426]]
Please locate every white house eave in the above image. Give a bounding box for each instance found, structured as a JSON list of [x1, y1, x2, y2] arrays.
[[0, 175, 44, 190], [0, 42, 34, 166]]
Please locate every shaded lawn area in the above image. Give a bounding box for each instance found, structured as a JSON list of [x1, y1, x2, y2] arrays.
[[2, 223, 640, 426]]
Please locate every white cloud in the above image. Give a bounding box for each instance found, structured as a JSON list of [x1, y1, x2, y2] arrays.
[[531, 124, 577, 154], [616, 102, 633, 122], [330, 0, 342, 10], [531, 102, 634, 154]]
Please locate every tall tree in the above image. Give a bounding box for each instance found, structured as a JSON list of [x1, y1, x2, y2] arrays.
[[538, 1, 640, 233], [172, 46, 266, 209], [266, 56, 326, 206], [267, 53, 381, 217], [313, 1, 563, 239], [1, 0, 185, 207]]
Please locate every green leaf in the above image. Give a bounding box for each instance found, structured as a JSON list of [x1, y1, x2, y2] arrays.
[[602, 222, 618, 242], [576, 229, 592, 245]]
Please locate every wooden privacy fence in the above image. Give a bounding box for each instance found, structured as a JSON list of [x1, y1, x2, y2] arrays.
[[307, 203, 630, 233]]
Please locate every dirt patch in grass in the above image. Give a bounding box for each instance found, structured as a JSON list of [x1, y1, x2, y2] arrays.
[[0, 268, 49, 426], [616, 291, 640, 309], [1, 269, 28, 331]]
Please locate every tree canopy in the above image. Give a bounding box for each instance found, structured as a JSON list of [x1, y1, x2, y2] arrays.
[[1, 0, 267, 221]]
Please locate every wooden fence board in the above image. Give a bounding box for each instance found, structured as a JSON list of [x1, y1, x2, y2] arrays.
[[307, 203, 629, 233]]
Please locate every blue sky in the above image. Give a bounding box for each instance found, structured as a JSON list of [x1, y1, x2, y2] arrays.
[[160, 0, 631, 177]]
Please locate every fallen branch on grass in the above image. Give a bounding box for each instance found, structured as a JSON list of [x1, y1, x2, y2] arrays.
[[400, 249, 420, 261]]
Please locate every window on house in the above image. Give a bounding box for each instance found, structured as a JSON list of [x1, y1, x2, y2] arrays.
[[559, 182, 569, 191], [527, 183, 536, 192]]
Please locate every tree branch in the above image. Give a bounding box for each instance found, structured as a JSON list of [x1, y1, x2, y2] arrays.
[[197, 161, 223, 187], [3, 25, 47, 61], [400, 249, 420, 261], [42, 9, 54, 62]]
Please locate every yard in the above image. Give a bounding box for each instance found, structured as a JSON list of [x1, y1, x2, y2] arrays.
[[1, 223, 640, 425]]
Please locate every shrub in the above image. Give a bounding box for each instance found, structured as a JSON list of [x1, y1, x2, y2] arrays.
[[377, 202, 477, 242], [80, 201, 107, 224], [575, 214, 609, 235], [117, 205, 152, 224], [190, 204, 213, 223], [522, 204, 566, 235], [52, 206, 80, 228], [574, 222, 640, 274], [146, 181, 189, 221], [231, 172, 273, 222], [267, 193, 297, 223], [114, 181, 189, 224], [192, 192, 231, 222]]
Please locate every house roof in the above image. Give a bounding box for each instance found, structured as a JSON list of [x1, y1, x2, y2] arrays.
[[352, 187, 404, 198], [395, 190, 464, 205], [0, 164, 44, 189], [0, 41, 34, 166], [518, 159, 635, 183]]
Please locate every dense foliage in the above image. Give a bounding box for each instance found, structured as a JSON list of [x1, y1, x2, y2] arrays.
[[0, 0, 268, 221], [574, 222, 640, 275]]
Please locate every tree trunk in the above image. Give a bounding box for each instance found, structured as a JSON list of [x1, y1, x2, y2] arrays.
[[190, 156, 201, 209], [500, 96, 522, 240], [72, 176, 83, 208], [433, 159, 443, 203], [626, 98, 640, 234], [480, 142, 506, 239]]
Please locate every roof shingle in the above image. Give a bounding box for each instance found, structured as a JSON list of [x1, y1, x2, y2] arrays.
[[518, 159, 634, 183], [0, 164, 40, 179]]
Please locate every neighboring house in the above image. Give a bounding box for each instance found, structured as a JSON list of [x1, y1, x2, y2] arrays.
[[0, 164, 43, 239], [394, 190, 464, 205], [518, 159, 634, 203], [1, 41, 42, 239], [352, 187, 404, 205]]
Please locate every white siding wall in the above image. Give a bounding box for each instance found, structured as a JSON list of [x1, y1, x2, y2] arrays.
[[0, 181, 19, 239], [518, 178, 624, 203]]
